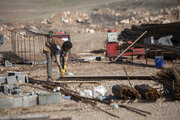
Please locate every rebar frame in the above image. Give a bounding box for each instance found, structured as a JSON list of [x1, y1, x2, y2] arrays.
[[10, 30, 46, 63]]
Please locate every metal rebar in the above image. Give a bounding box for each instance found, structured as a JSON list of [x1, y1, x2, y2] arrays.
[[24, 35, 27, 60], [57, 75, 153, 81], [123, 66, 133, 88], [33, 36, 35, 62], [29, 36, 31, 61], [21, 35, 23, 58], [10, 31, 13, 53]]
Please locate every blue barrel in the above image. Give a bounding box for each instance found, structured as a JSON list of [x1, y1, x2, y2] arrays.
[[155, 56, 164, 67]]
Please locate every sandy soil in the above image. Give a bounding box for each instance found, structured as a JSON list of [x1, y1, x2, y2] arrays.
[[0, 58, 180, 120]]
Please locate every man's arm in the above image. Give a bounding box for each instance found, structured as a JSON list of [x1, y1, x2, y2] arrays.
[[55, 54, 62, 70], [54, 45, 63, 70]]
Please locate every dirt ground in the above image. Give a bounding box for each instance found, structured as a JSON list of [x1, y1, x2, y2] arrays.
[[0, 0, 180, 120]]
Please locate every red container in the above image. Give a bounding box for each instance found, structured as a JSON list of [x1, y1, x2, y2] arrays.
[[108, 29, 116, 33], [107, 42, 120, 58]]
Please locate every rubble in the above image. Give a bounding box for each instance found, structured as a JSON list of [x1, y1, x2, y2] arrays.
[[152, 66, 180, 100]]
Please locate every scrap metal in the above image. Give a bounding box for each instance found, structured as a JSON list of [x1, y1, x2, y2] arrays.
[[112, 84, 141, 99], [134, 84, 162, 100], [57, 75, 153, 81], [29, 78, 151, 117]]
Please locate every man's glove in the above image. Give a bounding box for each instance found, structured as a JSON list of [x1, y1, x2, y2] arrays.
[[60, 69, 66, 77]]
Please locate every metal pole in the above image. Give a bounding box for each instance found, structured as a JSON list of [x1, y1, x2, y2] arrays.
[[132, 48, 133, 63], [21, 35, 23, 58], [33, 36, 36, 62], [115, 31, 147, 61], [146, 48, 147, 65], [24, 35, 27, 60], [10, 31, 13, 52], [14, 32, 17, 54], [17, 33, 20, 56], [29, 36, 31, 61]]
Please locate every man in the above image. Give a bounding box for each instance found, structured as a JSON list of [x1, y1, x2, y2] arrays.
[[43, 33, 73, 81]]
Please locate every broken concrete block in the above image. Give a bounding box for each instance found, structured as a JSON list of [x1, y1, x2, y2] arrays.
[[4, 72, 22, 78], [38, 92, 61, 105], [17, 74, 29, 84], [6, 76, 17, 84], [0, 95, 38, 110], [17, 75, 25, 84], [12, 85, 22, 94], [1, 84, 12, 94], [0, 77, 5, 84], [13, 97, 23, 108], [23, 95, 38, 107], [1, 84, 22, 95], [0, 97, 15, 109]]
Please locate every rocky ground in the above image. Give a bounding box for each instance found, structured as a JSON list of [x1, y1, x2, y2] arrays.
[[0, 0, 180, 120]]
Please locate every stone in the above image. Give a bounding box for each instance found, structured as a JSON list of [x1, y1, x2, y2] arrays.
[[38, 92, 61, 105], [77, 18, 83, 23], [120, 19, 130, 24], [89, 29, 95, 33], [162, 19, 171, 24]]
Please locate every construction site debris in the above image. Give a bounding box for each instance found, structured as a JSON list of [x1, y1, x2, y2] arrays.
[[152, 66, 180, 100], [118, 22, 180, 46], [29, 78, 151, 117], [93, 85, 107, 98], [110, 102, 119, 108], [2, 72, 29, 85], [134, 84, 162, 100], [112, 84, 141, 99], [156, 35, 173, 46], [115, 31, 147, 61], [0, 84, 22, 95], [80, 89, 93, 98], [57, 75, 153, 81], [4, 60, 12, 67]]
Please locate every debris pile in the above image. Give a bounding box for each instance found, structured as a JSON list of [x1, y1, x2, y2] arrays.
[[42, 11, 90, 25], [0, 72, 28, 95], [153, 66, 180, 100], [118, 22, 180, 45]]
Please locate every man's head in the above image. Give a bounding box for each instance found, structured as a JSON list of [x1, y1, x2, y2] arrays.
[[62, 41, 73, 51], [48, 31, 53, 37]]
